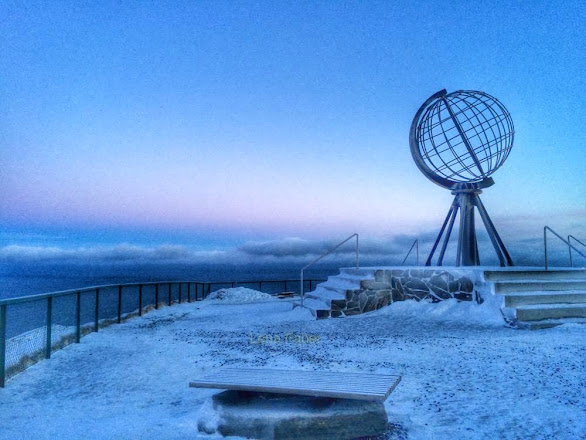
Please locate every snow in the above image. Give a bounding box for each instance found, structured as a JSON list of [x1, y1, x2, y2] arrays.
[[0, 292, 584, 440], [206, 287, 275, 304]]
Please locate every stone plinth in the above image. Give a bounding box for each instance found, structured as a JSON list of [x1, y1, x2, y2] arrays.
[[315, 267, 480, 318], [198, 390, 388, 440]]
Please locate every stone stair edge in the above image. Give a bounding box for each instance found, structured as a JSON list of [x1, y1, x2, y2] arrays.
[[515, 302, 586, 310], [498, 290, 586, 296]]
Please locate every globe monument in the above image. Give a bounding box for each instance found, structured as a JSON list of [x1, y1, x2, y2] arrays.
[[410, 89, 515, 266]]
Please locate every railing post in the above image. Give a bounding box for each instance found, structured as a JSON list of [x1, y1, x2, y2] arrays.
[[117, 285, 122, 323], [544, 227, 549, 271], [178, 283, 182, 304], [46, 297, 52, 359], [187, 283, 191, 302], [568, 235, 574, 267], [259, 281, 262, 292], [356, 233, 359, 268], [284, 280, 287, 291], [0, 304, 7, 388], [415, 239, 419, 266], [309, 280, 312, 292], [155, 284, 159, 309], [94, 288, 99, 332], [75, 292, 81, 343], [231, 282, 235, 288], [168, 283, 172, 306], [138, 284, 143, 316], [300, 270, 304, 306]]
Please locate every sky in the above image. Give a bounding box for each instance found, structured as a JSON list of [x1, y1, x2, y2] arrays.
[[1, 0, 584, 266]]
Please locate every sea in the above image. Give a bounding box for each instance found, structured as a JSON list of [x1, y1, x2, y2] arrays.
[[0, 261, 345, 300]]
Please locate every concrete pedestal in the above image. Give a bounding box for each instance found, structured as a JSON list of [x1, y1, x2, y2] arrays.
[[198, 390, 389, 440]]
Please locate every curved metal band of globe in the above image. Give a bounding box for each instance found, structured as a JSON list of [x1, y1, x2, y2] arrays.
[[409, 89, 513, 190], [425, 189, 514, 267], [409, 89, 459, 190], [410, 89, 515, 267]]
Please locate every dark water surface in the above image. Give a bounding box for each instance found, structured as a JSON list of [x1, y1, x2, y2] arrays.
[[0, 262, 342, 300]]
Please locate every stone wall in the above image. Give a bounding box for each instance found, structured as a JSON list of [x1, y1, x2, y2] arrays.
[[318, 268, 478, 319]]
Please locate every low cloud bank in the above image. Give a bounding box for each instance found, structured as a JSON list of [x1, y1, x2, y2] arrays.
[[1, 212, 583, 267], [0, 231, 583, 268]]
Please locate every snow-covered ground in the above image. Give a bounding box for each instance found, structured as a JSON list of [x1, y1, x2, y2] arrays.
[[0, 290, 584, 440]]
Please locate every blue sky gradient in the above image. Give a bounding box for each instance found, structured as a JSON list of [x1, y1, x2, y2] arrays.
[[1, 0, 584, 264]]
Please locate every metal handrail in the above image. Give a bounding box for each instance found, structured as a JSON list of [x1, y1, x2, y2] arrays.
[[0, 277, 328, 387], [568, 235, 586, 267], [543, 226, 586, 270], [401, 239, 419, 266], [300, 233, 359, 306]]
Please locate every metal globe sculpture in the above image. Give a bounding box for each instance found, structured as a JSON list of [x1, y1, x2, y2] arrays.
[[410, 89, 514, 267]]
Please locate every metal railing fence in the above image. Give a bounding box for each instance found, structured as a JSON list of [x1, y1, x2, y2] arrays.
[[401, 239, 419, 266], [0, 278, 325, 387], [543, 227, 586, 270], [300, 233, 359, 306], [568, 235, 586, 268]]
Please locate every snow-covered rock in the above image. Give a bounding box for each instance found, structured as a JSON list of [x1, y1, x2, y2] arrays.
[[207, 286, 275, 304]]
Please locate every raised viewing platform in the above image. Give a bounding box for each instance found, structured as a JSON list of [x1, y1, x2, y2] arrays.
[[0, 283, 584, 439]]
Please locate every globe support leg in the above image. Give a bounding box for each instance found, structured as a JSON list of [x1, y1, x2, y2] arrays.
[[457, 192, 480, 266], [425, 190, 514, 267], [475, 195, 514, 266], [425, 199, 457, 266]]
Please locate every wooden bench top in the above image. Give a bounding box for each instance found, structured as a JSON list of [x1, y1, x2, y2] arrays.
[[189, 368, 401, 401]]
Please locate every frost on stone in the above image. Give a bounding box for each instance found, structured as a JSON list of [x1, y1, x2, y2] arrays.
[[196, 397, 222, 435]]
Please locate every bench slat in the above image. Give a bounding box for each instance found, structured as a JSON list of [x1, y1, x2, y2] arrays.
[[190, 368, 401, 401]]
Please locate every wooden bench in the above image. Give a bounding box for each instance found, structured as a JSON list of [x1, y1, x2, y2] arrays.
[[189, 368, 401, 401]]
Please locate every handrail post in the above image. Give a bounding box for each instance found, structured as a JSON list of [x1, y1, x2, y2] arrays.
[[178, 283, 182, 303], [568, 235, 573, 267], [356, 234, 359, 268], [0, 304, 7, 388], [138, 284, 143, 316], [299, 233, 359, 308], [46, 297, 52, 359], [155, 284, 159, 309], [168, 283, 172, 306], [94, 288, 99, 332], [75, 292, 81, 343], [187, 283, 191, 302], [117, 285, 122, 323], [544, 227, 586, 270], [543, 226, 548, 270], [415, 238, 419, 266], [300, 270, 304, 307]]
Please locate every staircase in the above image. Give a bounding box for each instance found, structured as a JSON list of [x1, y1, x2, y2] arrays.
[[485, 269, 586, 329], [296, 268, 376, 318]]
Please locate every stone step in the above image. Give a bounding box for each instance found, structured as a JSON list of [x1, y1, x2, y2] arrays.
[[495, 280, 586, 293], [339, 268, 377, 278], [485, 269, 586, 282], [306, 288, 345, 301], [515, 303, 586, 321], [292, 297, 330, 311], [516, 317, 586, 330], [503, 291, 586, 307], [319, 277, 361, 291]]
